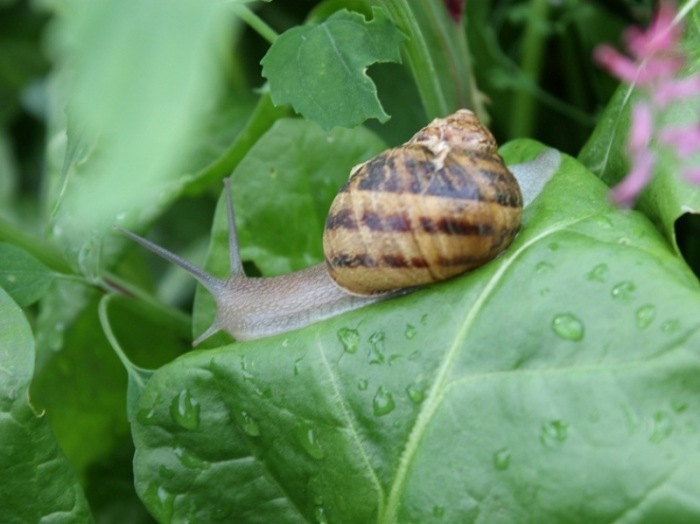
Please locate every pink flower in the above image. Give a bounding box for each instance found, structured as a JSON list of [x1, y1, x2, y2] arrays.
[[628, 102, 653, 152], [594, 1, 700, 206], [654, 76, 700, 106], [623, 1, 681, 58], [611, 151, 655, 206], [659, 124, 700, 157]]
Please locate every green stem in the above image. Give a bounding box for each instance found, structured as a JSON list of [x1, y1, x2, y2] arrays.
[[101, 273, 193, 340], [510, 0, 550, 138], [375, 0, 484, 120], [231, 4, 278, 44], [0, 215, 72, 274]]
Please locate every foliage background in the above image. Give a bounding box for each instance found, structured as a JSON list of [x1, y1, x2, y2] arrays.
[[0, 0, 698, 522]]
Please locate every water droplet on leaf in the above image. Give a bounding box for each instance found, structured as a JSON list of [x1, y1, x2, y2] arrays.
[[406, 382, 425, 404], [586, 263, 609, 282], [493, 448, 511, 470], [404, 324, 417, 339], [238, 410, 261, 437], [671, 399, 688, 413], [372, 386, 395, 416], [295, 422, 325, 460], [540, 420, 569, 446], [315, 505, 329, 524], [635, 304, 656, 329], [611, 281, 636, 302], [358, 379, 368, 391], [337, 327, 359, 354], [661, 319, 681, 333], [175, 447, 210, 470], [368, 331, 386, 364], [535, 261, 554, 273], [170, 389, 200, 430], [551, 313, 584, 341], [136, 407, 158, 426]]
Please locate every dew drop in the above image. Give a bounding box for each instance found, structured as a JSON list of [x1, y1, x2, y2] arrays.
[[295, 422, 325, 460], [368, 331, 386, 364], [635, 304, 656, 329], [661, 319, 681, 333], [357, 379, 368, 391], [650, 411, 673, 443], [315, 505, 329, 524], [169, 389, 200, 430], [671, 399, 688, 413], [594, 214, 614, 229], [586, 263, 609, 283], [611, 281, 636, 302], [535, 261, 554, 273], [548, 241, 560, 251], [337, 327, 359, 354], [404, 323, 417, 340], [174, 447, 210, 470], [293, 357, 304, 376], [406, 382, 426, 404], [540, 420, 569, 446], [239, 357, 254, 381], [493, 448, 512, 470], [144, 483, 174, 523], [372, 386, 395, 416], [551, 313, 584, 341], [238, 409, 261, 437], [420, 313, 429, 325], [136, 406, 158, 426]]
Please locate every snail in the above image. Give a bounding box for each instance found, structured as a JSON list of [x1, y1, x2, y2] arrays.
[[118, 110, 561, 344]]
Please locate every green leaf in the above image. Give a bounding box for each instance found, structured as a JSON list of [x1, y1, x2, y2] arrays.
[[261, 7, 405, 130], [133, 143, 700, 522], [579, 82, 700, 254], [32, 289, 187, 478], [0, 242, 55, 306], [46, 0, 233, 276], [0, 287, 93, 523]]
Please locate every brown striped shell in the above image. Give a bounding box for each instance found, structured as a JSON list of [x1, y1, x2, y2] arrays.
[[323, 109, 523, 296]]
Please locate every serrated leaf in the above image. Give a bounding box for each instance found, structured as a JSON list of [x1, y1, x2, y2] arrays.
[[132, 143, 700, 522], [0, 242, 55, 307], [0, 287, 93, 523], [261, 7, 405, 130]]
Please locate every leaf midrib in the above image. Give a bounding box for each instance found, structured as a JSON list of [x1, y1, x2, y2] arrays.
[[381, 216, 587, 522]]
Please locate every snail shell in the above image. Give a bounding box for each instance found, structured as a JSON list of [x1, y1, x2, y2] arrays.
[[323, 109, 523, 295]]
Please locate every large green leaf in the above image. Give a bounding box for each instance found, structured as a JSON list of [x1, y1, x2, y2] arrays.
[[261, 7, 405, 130], [45, 0, 233, 276], [0, 287, 93, 523], [0, 242, 55, 307], [132, 142, 700, 522]]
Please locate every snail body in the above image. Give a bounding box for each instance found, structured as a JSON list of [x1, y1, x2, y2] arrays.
[[119, 110, 561, 343]]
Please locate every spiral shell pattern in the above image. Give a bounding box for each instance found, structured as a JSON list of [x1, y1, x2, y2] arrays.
[[323, 109, 522, 296]]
